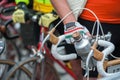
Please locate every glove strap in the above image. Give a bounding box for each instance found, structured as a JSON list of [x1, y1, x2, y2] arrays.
[[64, 22, 84, 34], [64, 22, 83, 31]]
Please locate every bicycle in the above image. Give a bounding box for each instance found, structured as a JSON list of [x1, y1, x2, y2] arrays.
[[0, 2, 33, 79], [44, 8, 120, 80], [0, 21, 30, 80], [0, 8, 80, 80], [49, 22, 115, 80], [0, 7, 99, 80], [2, 6, 120, 80]]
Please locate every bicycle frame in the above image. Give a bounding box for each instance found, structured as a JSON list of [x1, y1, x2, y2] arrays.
[[36, 26, 78, 80]]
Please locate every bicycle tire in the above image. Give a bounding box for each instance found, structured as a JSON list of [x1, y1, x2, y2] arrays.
[[0, 59, 32, 80], [2, 57, 39, 80], [2, 56, 60, 80], [36, 58, 60, 80]]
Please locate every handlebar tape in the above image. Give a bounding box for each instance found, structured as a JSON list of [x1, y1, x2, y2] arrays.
[[2, 6, 16, 13], [97, 40, 115, 77]]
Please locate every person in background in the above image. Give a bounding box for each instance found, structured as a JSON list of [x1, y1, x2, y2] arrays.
[[50, 0, 120, 79], [14, 0, 53, 13], [2, 0, 53, 13], [12, 0, 59, 27]]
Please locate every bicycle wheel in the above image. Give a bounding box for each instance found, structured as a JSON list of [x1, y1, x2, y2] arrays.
[[2, 56, 60, 80], [36, 58, 60, 80], [0, 59, 32, 80], [2, 57, 39, 80]]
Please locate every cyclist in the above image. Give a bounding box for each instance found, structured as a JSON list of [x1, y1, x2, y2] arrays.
[[50, 0, 120, 79], [2, 0, 53, 13]]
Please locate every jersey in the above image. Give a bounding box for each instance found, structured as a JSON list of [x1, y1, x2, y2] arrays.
[[15, 0, 53, 13], [80, 0, 120, 24], [33, 0, 53, 13]]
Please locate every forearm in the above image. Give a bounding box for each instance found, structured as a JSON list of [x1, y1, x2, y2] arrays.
[[50, 0, 76, 24]]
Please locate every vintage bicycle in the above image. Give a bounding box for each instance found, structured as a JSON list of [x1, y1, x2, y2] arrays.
[[1, 7, 79, 80], [1, 5, 120, 80]]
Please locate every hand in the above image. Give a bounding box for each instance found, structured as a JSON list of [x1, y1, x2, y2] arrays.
[[64, 22, 90, 44], [38, 13, 58, 28], [12, 2, 30, 23], [12, 9, 25, 23]]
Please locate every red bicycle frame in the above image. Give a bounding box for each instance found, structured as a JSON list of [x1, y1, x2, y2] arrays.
[[37, 26, 78, 80]]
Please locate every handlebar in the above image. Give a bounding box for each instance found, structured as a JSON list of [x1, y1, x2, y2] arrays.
[[99, 71, 120, 80], [0, 3, 16, 20], [85, 36, 115, 77], [0, 19, 19, 39], [51, 35, 77, 61], [1, 6, 16, 13], [50, 27, 120, 78], [49, 28, 77, 61], [50, 28, 113, 61], [96, 40, 115, 76], [85, 36, 120, 78]]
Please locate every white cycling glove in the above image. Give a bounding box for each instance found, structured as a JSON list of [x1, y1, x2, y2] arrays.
[[64, 22, 90, 44], [38, 13, 58, 28]]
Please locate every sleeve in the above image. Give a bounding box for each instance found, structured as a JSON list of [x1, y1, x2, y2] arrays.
[[15, 0, 30, 5]]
